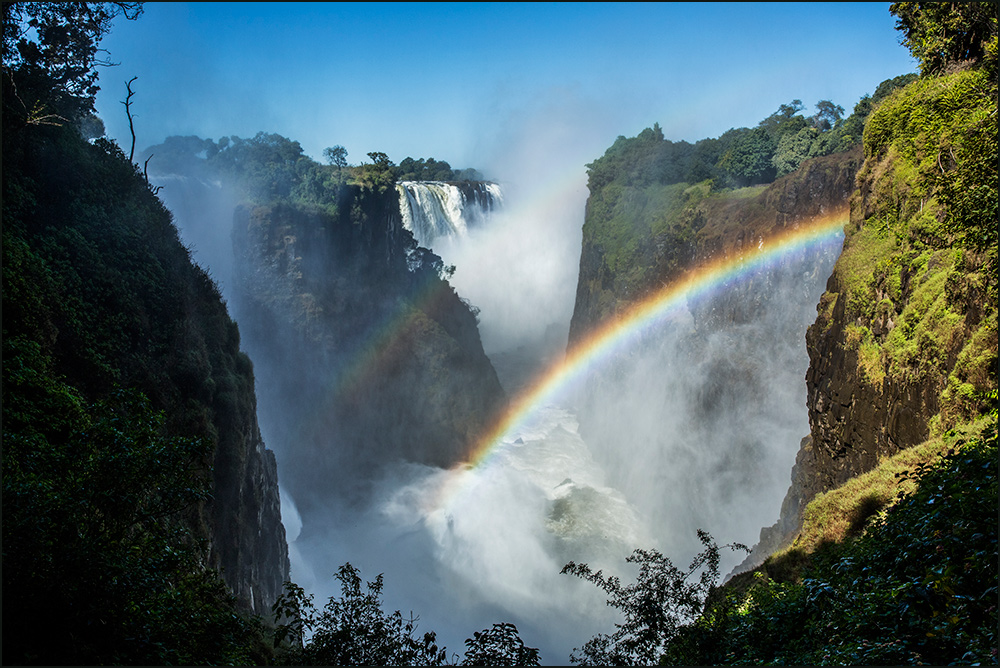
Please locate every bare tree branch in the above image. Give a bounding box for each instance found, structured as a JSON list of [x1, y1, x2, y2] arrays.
[[122, 76, 138, 162], [144, 154, 162, 195]]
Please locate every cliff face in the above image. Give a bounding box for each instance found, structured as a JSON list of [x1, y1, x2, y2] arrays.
[[788, 68, 995, 540], [742, 68, 998, 570], [569, 147, 863, 345], [1, 115, 289, 634], [566, 145, 864, 551], [208, 387, 289, 614], [230, 187, 506, 518]]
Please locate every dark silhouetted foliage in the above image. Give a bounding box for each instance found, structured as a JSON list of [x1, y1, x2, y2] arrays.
[[271, 565, 541, 666], [2, 1, 143, 123], [561, 532, 748, 665], [271, 564, 450, 666], [461, 623, 541, 666]]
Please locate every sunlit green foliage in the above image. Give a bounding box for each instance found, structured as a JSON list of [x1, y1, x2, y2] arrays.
[[667, 422, 998, 666], [890, 1, 998, 75], [771, 418, 989, 565], [565, 422, 996, 666], [837, 65, 999, 430], [578, 81, 905, 322]]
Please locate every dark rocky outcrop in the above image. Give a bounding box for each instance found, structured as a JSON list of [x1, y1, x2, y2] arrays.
[[231, 187, 506, 518], [1, 119, 289, 621]]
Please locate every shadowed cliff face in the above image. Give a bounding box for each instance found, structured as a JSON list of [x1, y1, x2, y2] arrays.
[[1, 123, 289, 622], [230, 188, 507, 521], [568, 148, 863, 570]]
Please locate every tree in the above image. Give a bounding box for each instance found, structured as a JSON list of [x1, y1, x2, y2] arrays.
[[356, 150, 397, 191], [461, 623, 540, 666], [1, 387, 266, 664], [718, 127, 776, 186], [890, 1, 998, 75], [323, 144, 348, 168], [772, 126, 819, 177], [810, 99, 845, 131], [757, 99, 807, 142], [561, 531, 748, 665], [271, 565, 546, 666], [272, 564, 449, 666], [3, 2, 144, 121]]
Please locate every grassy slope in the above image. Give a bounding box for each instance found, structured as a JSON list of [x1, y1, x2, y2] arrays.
[[675, 65, 998, 666], [770, 65, 997, 574]]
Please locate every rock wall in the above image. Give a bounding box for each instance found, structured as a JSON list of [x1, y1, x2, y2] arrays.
[[569, 148, 863, 346], [568, 147, 864, 567], [739, 69, 998, 571], [231, 187, 507, 518], [1, 121, 290, 618]]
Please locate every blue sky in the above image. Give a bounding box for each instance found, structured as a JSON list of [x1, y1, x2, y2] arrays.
[[93, 2, 917, 177]]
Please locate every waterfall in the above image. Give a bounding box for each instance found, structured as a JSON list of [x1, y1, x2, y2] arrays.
[[397, 181, 503, 246]]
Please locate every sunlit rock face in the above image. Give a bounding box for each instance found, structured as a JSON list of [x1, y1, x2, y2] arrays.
[[567, 148, 864, 574], [397, 181, 503, 246], [230, 186, 506, 519]]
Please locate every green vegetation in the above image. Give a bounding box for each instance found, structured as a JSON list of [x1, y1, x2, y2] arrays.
[[583, 79, 912, 197], [2, 388, 271, 664], [396, 155, 484, 182], [3, 5, 524, 663], [2, 2, 143, 123], [832, 61, 998, 432], [272, 566, 540, 666], [143, 133, 486, 208], [567, 5, 997, 665], [772, 417, 989, 563], [564, 420, 997, 665], [5, 1, 995, 664], [3, 6, 280, 663], [575, 75, 916, 329], [890, 1, 997, 75]]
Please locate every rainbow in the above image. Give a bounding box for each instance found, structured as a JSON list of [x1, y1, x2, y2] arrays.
[[457, 208, 850, 473]]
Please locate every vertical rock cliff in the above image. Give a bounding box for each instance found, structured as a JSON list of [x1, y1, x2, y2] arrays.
[[230, 185, 507, 519], [753, 66, 998, 564], [2, 112, 289, 666], [569, 149, 862, 347], [567, 141, 864, 552]]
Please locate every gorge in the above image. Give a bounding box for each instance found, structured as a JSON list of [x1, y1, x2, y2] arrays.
[[3, 2, 995, 664], [139, 127, 880, 662]]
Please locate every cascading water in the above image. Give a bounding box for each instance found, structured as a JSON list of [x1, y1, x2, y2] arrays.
[[397, 181, 503, 247], [154, 149, 840, 663]]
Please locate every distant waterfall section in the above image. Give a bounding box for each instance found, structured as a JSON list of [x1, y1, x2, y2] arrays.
[[397, 181, 503, 246]]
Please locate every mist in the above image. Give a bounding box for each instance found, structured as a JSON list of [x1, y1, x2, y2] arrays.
[[148, 91, 841, 660]]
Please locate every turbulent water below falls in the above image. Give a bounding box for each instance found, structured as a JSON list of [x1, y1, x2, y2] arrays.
[[156, 170, 830, 662], [284, 403, 649, 663]]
